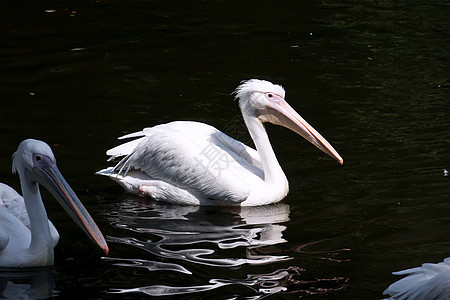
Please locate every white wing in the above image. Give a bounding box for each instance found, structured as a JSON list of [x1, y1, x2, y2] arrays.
[[0, 183, 59, 252], [0, 183, 29, 228], [383, 257, 450, 299], [102, 121, 264, 204], [0, 205, 31, 254]]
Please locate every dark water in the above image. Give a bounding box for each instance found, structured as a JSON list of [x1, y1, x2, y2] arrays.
[[1, 0, 449, 299]]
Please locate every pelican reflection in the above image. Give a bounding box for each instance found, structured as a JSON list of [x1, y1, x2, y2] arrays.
[[0, 267, 56, 299], [102, 198, 349, 298], [104, 199, 291, 269]]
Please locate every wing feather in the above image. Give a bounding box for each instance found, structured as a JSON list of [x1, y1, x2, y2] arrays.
[[0, 183, 29, 228], [384, 258, 450, 299], [106, 136, 147, 160], [110, 122, 254, 204]]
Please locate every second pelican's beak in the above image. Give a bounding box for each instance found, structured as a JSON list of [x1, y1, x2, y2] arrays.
[[33, 156, 109, 255], [259, 94, 343, 164]]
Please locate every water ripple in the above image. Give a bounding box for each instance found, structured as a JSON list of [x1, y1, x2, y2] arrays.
[[102, 198, 349, 297], [109, 266, 348, 298]]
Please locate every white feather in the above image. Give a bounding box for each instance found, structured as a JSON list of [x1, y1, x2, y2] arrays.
[[383, 257, 450, 299]]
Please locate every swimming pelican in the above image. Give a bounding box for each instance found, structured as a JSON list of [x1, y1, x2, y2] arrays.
[[383, 257, 450, 299], [0, 139, 109, 267], [97, 79, 343, 206]]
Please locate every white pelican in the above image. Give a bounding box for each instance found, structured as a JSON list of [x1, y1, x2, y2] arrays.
[[0, 139, 109, 267], [97, 79, 343, 206], [383, 257, 450, 299]]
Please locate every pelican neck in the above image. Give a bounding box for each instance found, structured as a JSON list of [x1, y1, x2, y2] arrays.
[[21, 170, 54, 260], [241, 111, 286, 184]]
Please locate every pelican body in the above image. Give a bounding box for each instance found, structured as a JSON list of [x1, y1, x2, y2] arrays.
[[97, 79, 343, 206], [0, 139, 108, 267], [383, 257, 450, 299]]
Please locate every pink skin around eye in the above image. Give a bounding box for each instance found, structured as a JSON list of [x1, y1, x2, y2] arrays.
[[264, 92, 284, 103]]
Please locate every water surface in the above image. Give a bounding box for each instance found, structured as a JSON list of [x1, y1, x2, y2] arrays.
[[1, 0, 449, 299]]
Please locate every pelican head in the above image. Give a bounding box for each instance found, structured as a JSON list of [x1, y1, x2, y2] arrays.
[[234, 79, 343, 164], [12, 139, 109, 255]]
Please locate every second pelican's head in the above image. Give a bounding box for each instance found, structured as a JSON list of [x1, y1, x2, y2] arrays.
[[12, 139, 109, 255]]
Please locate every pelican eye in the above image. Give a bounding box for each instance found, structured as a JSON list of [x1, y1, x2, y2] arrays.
[[36, 155, 42, 161], [267, 93, 273, 98]]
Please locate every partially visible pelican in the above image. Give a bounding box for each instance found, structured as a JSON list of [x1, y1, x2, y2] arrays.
[[0, 139, 109, 267], [97, 79, 343, 206], [383, 257, 450, 299]]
